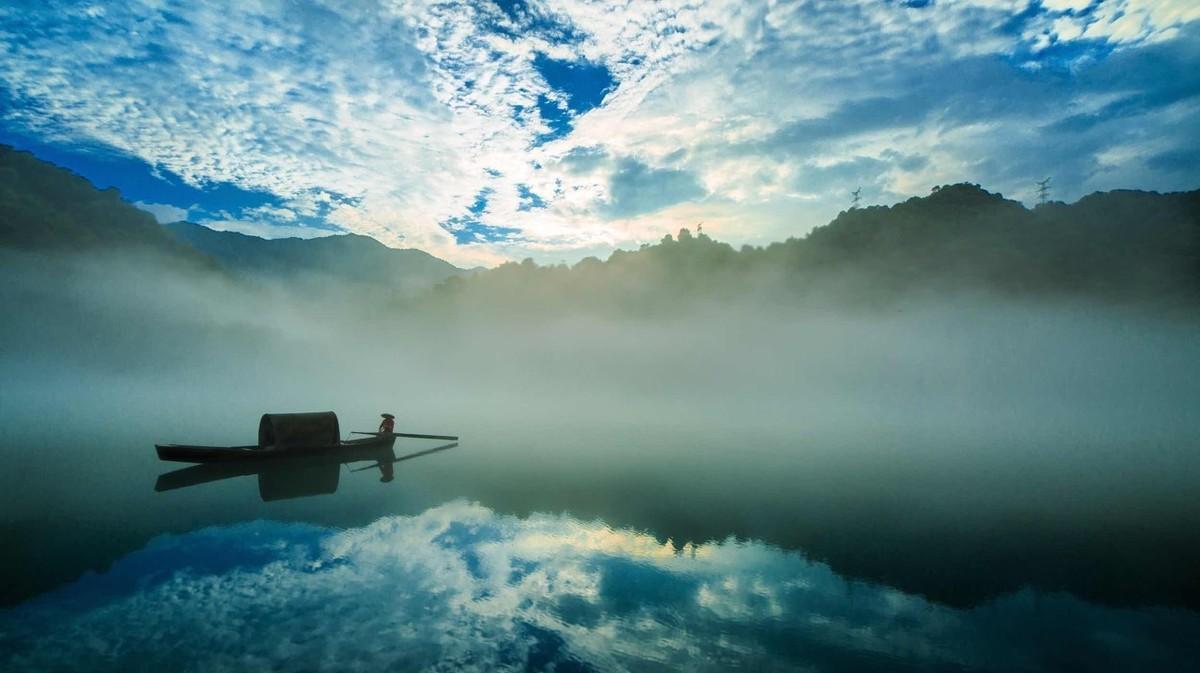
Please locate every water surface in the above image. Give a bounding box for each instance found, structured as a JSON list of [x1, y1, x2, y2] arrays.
[[3, 302, 1199, 671], [1, 412, 1197, 672]]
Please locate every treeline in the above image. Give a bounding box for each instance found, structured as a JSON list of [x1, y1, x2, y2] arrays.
[[0, 145, 462, 295], [4, 143, 1198, 315], [0, 145, 206, 263], [432, 183, 1200, 314]]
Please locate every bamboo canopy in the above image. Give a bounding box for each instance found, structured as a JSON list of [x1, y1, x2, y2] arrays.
[[257, 412, 341, 449]]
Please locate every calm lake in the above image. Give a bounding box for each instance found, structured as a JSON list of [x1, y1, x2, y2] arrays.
[[2, 402, 1199, 672], [3, 300, 1200, 672]]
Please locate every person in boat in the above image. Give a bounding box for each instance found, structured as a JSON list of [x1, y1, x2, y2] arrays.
[[378, 413, 395, 434]]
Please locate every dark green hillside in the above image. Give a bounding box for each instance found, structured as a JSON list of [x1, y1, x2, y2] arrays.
[[438, 182, 1200, 312], [0, 144, 205, 263], [4, 142, 1197, 308], [769, 183, 1200, 299], [0, 145, 463, 294]]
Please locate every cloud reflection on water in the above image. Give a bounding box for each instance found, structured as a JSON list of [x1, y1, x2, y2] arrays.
[[1, 501, 1196, 673]]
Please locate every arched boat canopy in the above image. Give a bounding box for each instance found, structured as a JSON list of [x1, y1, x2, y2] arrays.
[[258, 412, 341, 449]]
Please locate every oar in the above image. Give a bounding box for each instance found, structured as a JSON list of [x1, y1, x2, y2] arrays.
[[352, 431, 459, 441]]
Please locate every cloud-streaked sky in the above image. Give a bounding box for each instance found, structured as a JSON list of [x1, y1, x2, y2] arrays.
[[2, 1, 1198, 266]]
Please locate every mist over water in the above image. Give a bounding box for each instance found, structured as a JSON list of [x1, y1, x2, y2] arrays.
[[3, 248, 1199, 630]]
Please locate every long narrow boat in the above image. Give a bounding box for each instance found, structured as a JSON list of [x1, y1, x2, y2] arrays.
[[156, 411, 457, 464], [156, 411, 398, 464], [155, 433, 395, 463], [155, 441, 458, 495]]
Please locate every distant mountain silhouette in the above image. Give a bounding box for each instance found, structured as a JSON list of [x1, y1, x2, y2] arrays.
[[5, 143, 1197, 306], [0, 144, 209, 264], [767, 183, 1200, 301], [165, 221, 465, 296], [0, 144, 464, 294], [441, 182, 1200, 311]]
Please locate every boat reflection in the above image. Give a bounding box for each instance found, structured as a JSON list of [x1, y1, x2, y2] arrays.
[[154, 442, 458, 501]]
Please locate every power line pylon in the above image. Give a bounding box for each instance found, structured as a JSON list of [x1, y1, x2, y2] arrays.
[[1035, 178, 1051, 205]]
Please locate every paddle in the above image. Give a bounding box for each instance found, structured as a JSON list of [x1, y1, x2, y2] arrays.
[[352, 430, 459, 441]]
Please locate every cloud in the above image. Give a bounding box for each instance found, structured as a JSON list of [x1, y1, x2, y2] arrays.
[[133, 201, 190, 224], [602, 157, 706, 218], [1041, 0, 1091, 11], [1, 1, 1197, 264], [1078, 0, 1200, 44], [558, 145, 610, 175], [1147, 146, 1200, 174], [1, 502, 1195, 672], [198, 218, 339, 240], [241, 204, 298, 222]]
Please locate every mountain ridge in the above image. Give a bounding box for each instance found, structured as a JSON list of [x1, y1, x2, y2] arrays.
[[436, 181, 1200, 312], [1, 144, 466, 294], [4, 143, 1198, 306], [0, 144, 212, 266], [164, 220, 466, 295]]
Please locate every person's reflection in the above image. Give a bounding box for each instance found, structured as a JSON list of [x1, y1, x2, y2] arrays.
[[378, 456, 394, 482]]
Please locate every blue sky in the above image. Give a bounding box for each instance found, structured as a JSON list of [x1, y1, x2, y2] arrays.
[[1, 1, 1197, 266]]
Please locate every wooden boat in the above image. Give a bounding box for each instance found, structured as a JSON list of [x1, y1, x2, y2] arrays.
[[155, 441, 458, 499], [156, 411, 458, 464], [155, 433, 396, 463]]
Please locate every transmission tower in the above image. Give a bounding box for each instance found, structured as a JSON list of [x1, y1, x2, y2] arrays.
[[1035, 178, 1051, 205], [850, 187, 862, 209]]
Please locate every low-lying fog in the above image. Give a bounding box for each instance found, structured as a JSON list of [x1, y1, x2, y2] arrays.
[[4, 249, 1196, 446], [2, 249, 1199, 607]]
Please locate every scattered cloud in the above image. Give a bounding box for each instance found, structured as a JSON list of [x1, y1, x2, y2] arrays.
[[602, 157, 706, 218], [241, 204, 299, 223], [133, 201, 190, 224], [199, 218, 339, 240], [1, 1, 1197, 264]]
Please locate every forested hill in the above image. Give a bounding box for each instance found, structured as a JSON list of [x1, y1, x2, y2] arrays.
[[3, 143, 1197, 308], [438, 183, 1200, 311], [0, 145, 464, 294], [784, 184, 1200, 299], [0, 144, 208, 264]]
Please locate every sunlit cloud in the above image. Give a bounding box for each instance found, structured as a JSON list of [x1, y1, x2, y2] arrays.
[[197, 218, 339, 241], [134, 201, 190, 224]]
